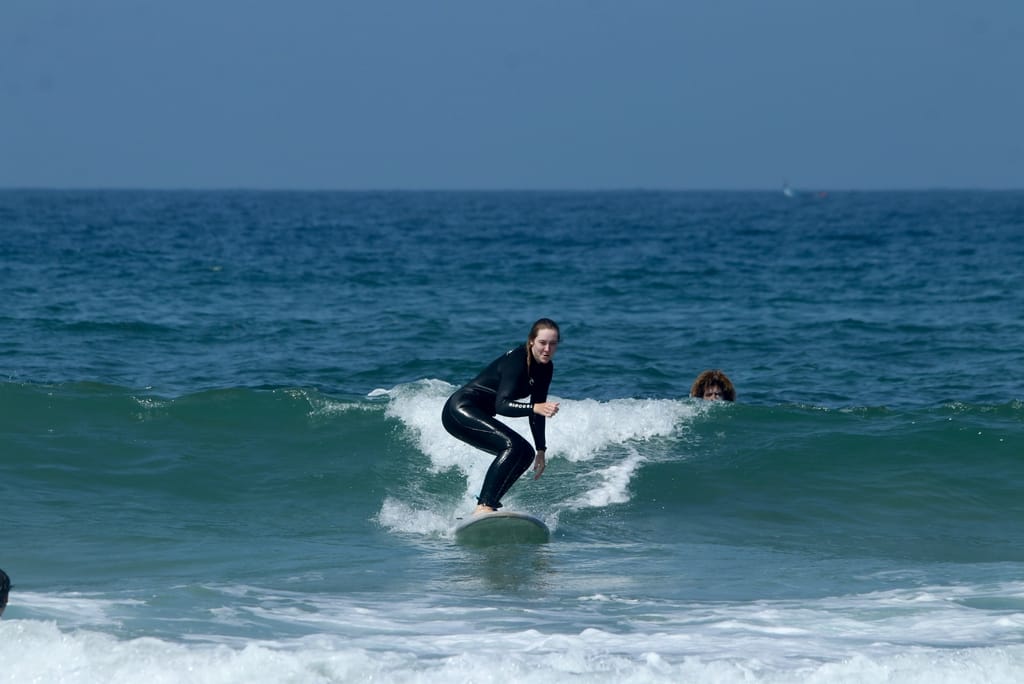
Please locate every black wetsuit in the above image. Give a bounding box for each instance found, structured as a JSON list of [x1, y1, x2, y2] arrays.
[[0, 568, 9, 617], [442, 344, 553, 509]]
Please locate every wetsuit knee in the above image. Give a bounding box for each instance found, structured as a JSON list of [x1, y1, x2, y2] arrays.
[[443, 388, 536, 509], [443, 391, 510, 456], [477, 437, 534, 509]]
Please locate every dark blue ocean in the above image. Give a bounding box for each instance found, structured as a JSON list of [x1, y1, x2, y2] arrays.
[[2, 190, 1023, 683]]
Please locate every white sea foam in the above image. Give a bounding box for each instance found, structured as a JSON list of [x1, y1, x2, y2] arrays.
[[376, 497, 455, 537], [5, 587, 1024, 684], [9, 592, 145, 633], [378, 380, 696, 465], [374, 380, 698, 533], [566, 447, 646, 509], [295, 388, 379, 415]]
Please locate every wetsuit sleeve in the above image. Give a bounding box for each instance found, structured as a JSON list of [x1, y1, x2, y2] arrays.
[[529, 414, 546, 452], [528, 363, 553, 451]]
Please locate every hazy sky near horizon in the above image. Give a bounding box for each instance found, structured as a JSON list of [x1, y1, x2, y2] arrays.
[[2, 1, 1022, 190]]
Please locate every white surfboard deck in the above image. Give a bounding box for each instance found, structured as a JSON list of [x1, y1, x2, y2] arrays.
[[454, 511, 550, 545]]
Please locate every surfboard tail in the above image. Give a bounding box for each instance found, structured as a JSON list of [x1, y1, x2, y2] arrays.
[[454, 511, 550, 545]]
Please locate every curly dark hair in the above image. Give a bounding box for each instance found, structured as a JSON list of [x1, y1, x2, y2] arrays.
[[690, 369, 736, 401]]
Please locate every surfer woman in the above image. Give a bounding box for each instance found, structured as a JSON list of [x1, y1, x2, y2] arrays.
[[690, 369, 736, 402], [442, 318, 561, 515]]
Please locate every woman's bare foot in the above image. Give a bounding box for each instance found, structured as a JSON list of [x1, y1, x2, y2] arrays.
[[473, 504, 495, 515]]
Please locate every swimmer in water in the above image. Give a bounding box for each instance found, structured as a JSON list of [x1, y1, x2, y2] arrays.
[[690, 369, 736, 402], [0, 568, 10, 617]]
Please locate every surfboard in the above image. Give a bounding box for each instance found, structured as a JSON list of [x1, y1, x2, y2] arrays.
[[454, 511, 550, 545]]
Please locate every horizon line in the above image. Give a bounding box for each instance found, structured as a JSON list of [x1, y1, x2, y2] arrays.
[[2, 185, 1022, 193]]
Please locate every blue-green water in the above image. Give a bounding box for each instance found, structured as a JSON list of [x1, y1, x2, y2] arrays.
[[2, 190, 1023, 682]]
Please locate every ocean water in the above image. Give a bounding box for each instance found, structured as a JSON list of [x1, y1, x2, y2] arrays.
[[2, 189, 1023, 683]]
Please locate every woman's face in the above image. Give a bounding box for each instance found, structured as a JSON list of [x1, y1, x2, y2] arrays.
[[702, 384, 725, 400], [530, 328, 560, 364]]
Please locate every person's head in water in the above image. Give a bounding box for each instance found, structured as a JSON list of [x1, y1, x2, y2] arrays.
[[527, 318, 560, 365], [0, 568, 10, 617], [690, 369, 736, 402]]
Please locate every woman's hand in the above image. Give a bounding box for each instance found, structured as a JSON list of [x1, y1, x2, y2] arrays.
[[533, 450, 546, 480], [533, 401, 560, 417]]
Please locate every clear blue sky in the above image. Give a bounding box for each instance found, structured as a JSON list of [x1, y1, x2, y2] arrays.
[[2, 1, 1022, 190]]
